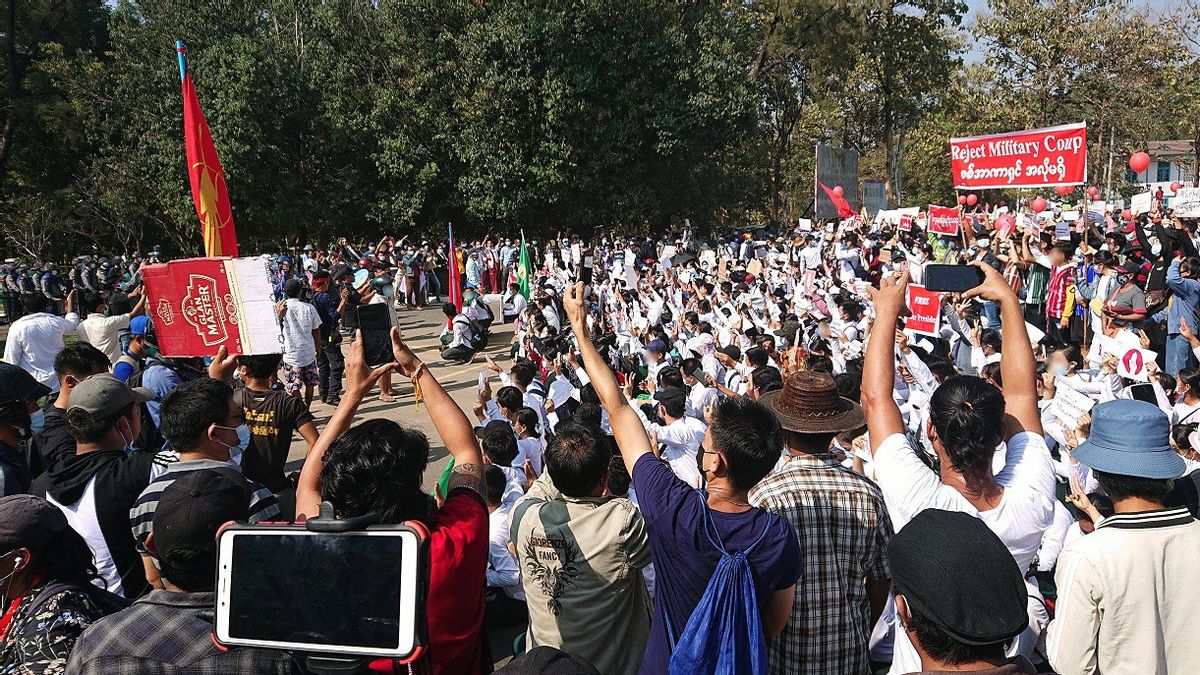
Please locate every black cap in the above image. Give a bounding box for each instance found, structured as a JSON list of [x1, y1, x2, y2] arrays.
[[888, 509, 1028, 646], [0, 363, 50, 406], [0, 494, 69, 551], [153, 468, 249, 579], [652, 387, 686, 410], [475, 418, 513, 439], [716, 345, 741, 362]]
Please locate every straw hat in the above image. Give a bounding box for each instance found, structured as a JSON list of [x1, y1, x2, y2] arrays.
[[759, 371, 865, 434]]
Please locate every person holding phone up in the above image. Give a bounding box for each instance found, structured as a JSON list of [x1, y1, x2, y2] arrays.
[[294, 330, 490, 675]]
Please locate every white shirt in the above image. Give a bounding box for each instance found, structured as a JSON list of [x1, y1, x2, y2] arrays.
[[1048, 508, 1200, 675], [486, 503, 525, 600], [873, 431, 1057, 673], [3, 311, 80, 389], [515, 436, 545, 476], [281, 298, 322, 367], [798, 244, 822, 270], [76, 312, 131, 364], [636, 408, 706, 487], [685, 381, 718, 420]]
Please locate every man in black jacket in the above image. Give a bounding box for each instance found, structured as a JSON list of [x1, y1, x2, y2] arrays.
[[32, 374, 172, 598]]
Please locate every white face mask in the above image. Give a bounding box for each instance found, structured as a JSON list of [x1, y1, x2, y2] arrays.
[[212, 424, 250, 466]]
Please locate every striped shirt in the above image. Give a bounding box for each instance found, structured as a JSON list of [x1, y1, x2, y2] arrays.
[[129, 459, 280, 556], [749, 452, 893, 675], [1045, 264, 1073, 321]]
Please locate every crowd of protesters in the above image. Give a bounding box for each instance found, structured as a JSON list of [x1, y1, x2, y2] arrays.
[[0, 195, 1199, 675]]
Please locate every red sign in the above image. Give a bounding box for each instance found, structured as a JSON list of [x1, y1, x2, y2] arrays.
[[898, 214, 914, 231], [949, 122, 1087, 190], [142, 257, 282, 357], [928, 205, 961, 237], [905, 284, 943, 337]]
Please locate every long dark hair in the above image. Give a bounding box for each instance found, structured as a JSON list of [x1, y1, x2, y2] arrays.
[[319, 419, 435, 525], [929, 376, 1005, 473]]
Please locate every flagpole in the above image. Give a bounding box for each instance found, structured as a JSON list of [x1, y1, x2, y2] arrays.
[[176, 40, 186, 82]]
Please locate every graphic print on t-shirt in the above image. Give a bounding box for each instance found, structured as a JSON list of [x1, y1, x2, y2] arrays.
[[523, 534, 580, 616]]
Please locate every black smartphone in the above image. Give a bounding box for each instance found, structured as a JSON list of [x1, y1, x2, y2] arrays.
[[1127, 383, 1157, 405], [357, 304, 395, 367], [923, 264, 985, 293], [581, 255, 594, 285]]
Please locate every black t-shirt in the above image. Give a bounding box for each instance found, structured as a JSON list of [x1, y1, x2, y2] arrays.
[[339, 284, 362, 330], [236, 388, 314, 492]]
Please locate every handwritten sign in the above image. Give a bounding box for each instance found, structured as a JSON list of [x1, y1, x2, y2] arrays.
[[1173, 187, 1200, 218], [1130, 191, 1152, 216]]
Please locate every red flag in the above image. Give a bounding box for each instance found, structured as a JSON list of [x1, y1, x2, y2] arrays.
[[818, 182, 858, 218], [177, 41, 238, 258], [448, 224, 463, 313]]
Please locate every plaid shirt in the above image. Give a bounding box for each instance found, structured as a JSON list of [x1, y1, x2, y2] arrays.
[[66, 591, 297, 674], [1045, 263, 1073, 321], [749, 453, 893, 675]]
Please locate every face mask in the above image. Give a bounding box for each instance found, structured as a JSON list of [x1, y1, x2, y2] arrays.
[[1054, 364, 1067, 378], [1116, 274, 1132, 286], [213, 424, 250, 466], [117, 417, 136, 456], [28, 409, 44, 437]]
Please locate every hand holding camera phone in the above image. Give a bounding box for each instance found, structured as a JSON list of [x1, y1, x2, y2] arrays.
[[923, 264, 985, 293], [357, 304, 397, 367]]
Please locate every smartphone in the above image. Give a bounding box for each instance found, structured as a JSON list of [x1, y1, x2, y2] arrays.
[[215, 525, 427, 659], [923, 264, 985, 293], [1127, 383, 1157, 405], [358, 304, 396, 367], [581, 255, 594, 285]]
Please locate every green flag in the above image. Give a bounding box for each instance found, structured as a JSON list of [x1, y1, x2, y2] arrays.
[[517, 230, 532, 299]]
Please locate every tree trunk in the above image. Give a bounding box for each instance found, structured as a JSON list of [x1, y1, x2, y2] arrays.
[[0, 0, 20, 190]]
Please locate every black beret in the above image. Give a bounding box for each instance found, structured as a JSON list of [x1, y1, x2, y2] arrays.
[[888, 509, 1028, 645]]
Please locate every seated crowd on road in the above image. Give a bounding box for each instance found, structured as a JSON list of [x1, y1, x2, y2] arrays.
[[2, 205, 1200, 675]]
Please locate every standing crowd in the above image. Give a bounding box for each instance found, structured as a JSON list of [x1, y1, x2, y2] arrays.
[[1, 200, 1199, 675]]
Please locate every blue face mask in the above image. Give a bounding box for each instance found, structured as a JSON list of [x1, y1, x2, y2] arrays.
[[28, 410, 44, 437], [214, 424, 251, 467]]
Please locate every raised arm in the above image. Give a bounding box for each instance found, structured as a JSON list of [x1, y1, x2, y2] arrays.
[[962, 261, 1043, 437], [862, 271, 910, 447], [564, 282, 651, 472], [389, 326, 484, 471], [295, 334, 394, 520]]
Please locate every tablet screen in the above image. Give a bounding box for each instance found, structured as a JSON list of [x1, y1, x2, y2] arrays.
[[221, 531, 412, 653]]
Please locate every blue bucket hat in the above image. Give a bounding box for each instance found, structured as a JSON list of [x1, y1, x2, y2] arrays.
[[1073, 399, 1185, 479]]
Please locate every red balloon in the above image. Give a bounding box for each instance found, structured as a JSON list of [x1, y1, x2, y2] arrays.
[[832, 185, 844, 198], [1122, 209, 1132, 220], [1054, 185, 1073, 196], [966, 194, 978, 206], [1129, 152, 1151, 174], [1171, 181, 1183, 194], [1088, 186, 1099, 198], [957, 195, 967, 205], [1031, 196, 1048, 213]]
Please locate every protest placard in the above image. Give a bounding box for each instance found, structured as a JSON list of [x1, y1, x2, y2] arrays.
[[802, 270, 816, 294], [898, 213, 914, 231], [1045, 385, 1096, 431], [1173, 187, 1200, 217], [1055, 220, 1071, 240], [1130, 191, 1152, 216], [949, 122, 1088, 189], [905, 284, 942, 336], [142, 257, 282, 357], [927, 205, 961, 236], [1117, 348, 1157, 382]]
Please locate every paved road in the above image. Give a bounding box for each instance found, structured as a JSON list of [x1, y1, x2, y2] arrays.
[[283, 305, 515, 479]]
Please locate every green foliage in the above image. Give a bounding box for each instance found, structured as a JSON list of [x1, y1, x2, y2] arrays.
[[0, 0, 1196, 258]]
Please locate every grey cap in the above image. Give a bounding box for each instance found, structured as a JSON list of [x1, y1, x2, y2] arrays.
[[67, 373, 153, 419]]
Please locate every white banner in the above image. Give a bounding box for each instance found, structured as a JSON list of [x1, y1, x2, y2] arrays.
[[1173, 187, 1200, 217], [1130, 191, 1153, 216]]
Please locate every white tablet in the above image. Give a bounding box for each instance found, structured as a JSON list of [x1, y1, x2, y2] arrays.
[[214, 526, 424, 659]]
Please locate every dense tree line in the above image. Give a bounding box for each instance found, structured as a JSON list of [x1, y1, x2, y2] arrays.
[[0, 0, 1197, 258]]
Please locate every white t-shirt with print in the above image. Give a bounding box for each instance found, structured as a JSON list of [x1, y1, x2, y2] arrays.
[[281, 298, 322, 367]]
